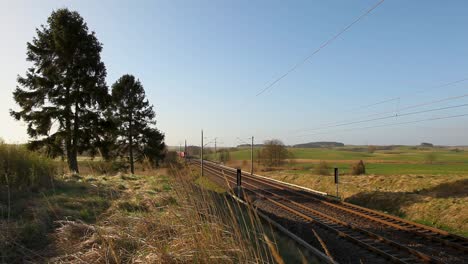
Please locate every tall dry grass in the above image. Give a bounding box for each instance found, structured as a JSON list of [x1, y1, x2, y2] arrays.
[[49, 166, 279, 263], [0, 143, 56, 190]]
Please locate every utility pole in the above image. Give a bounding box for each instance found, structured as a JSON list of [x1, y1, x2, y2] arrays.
[[214, 138, 217, 154], [214, 137, 217, 161], [184, 139, 187, 160], [251, 136, 254, 175], [201, 130, 204, 177]]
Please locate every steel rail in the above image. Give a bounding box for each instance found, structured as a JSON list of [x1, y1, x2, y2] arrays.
[[200, 160, 468, 253], [197, 162, 442, 263]]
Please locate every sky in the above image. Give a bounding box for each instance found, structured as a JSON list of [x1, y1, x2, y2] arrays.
[[1, 0, 468, 147]]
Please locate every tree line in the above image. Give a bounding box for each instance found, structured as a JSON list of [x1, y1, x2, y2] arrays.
[[10, 9, 165, 174]]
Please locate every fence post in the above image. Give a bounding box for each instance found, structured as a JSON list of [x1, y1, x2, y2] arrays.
[[237, 168, 242, 197], [334, 168, 339, 198]]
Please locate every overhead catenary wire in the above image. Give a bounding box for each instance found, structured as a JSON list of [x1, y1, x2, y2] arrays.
[[297, 113, 468, 138], [347, 77, 468, 112], [293, 92, 468, 133], [297, 103, 468, 132], [255, 0, 385, 97]]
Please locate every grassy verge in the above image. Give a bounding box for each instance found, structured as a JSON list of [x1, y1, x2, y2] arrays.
[[191, 165, 329, 263], [1, 164, 291, 263]]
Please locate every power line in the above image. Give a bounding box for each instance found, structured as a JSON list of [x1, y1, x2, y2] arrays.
[[298, 103, 468, 132], [347, 77, 468, 112], [294, 92, 468, 133], [255, 0, 385, 97], [297, 113, 468, 138]]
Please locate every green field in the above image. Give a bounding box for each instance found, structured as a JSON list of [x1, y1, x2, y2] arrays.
[[226, 146, 468, 162], [209, 146, 468, 176]]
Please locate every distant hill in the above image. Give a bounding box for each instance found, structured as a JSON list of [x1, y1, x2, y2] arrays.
[[293, 142, 344, 148], [237, 144, 264, 148]]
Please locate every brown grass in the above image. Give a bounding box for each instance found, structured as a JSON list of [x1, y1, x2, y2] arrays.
[[8, 165, 279, 263], [262, 170, 468, 237]]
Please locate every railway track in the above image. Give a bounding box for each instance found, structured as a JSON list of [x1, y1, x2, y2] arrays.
[[190, 159, 468, 264]]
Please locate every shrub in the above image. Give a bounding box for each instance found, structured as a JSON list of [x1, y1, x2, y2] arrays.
[[164, 151, 178, 164], [314, 161, 330, 175], [425, 152, 437, 164], [0, 143, 56, 190], [351, 160, 366, 175], [259, 139, 289, 167], [81, 160, 128, 175], [218, 149, 230, 163]]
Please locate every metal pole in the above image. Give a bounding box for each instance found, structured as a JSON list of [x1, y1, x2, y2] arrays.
[[237, 168, 242, 197], [334, 168, 339, 198], [251, 136, 254, 175], [201, 130, 204, 177], [214, 137, 217, 160], [184, 139, 187, 161]]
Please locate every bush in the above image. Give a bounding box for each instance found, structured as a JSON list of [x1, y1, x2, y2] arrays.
[[81, 160, 128, 175], [164, 151, 178, 164], [351, 160, 366, 175], [0, 143, 56, 190], [218, 149, 230, 163], [314, 161, 330, 175], [425, 152, 437, 164], [259, 139, 289, 167]]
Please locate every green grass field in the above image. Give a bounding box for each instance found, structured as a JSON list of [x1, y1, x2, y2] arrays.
[[210, 146, 468, 176], [228, 146, 468, 162]]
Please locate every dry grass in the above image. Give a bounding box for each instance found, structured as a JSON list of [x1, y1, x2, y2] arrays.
[[0, 143, 57, 190], [1, 162, 281, 263], [262, 170, 468, 237]]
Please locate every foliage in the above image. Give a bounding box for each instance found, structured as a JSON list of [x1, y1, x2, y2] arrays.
[[314, 161, 331, 175], [10, 8, 109, 173], [80, 160, 128, 175], [186, 145, 201, 157], [425, 152, 437, 164], [259, 139, 289, 167], [421, 142, 434, 147], [111, 74, 164, 173], [351, 160, 366, 175], [218, 149, 231, 163], [368, 145, 377, 153], [142, 128, 166, 167], [163, 151, 179, 165], [0, 143, 56, 190]]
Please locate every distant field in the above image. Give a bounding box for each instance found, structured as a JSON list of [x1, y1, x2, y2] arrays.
[[226, 146, 468, 162], [209, 146, 468, 176]]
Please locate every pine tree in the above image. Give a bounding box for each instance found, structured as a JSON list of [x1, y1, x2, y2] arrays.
[[11, 9, 109, 173], [142, 128, 166, 167], [111, 74, 164, 174]]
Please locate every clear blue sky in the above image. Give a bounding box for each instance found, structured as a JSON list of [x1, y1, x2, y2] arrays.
[[1, 0, 468, 147]]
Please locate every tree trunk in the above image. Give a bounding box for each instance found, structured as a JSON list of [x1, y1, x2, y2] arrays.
[[68, 150, 79, 173], [129, 118, 134, 174], [71, 101, 80, 174], [64, 86, 79, 173]]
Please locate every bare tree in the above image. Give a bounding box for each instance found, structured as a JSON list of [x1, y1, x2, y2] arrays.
[[259, 139, 289, 167]]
